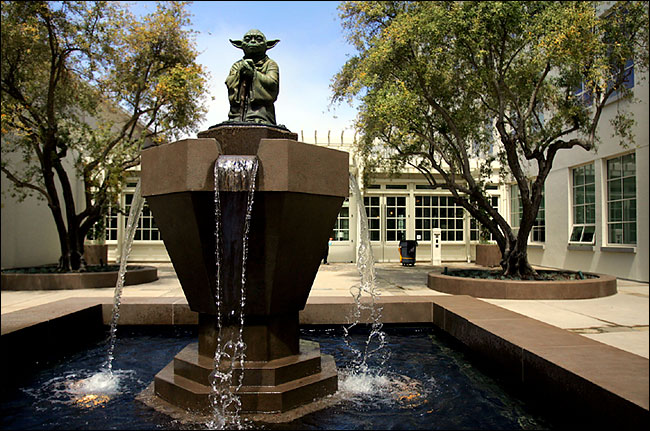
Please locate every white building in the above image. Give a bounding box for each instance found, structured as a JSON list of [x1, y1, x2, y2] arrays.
[[109, 56, 649, 282], [525, 70, 649, 282], [3, 43, 647, 282], [1, 104, 154, 269]]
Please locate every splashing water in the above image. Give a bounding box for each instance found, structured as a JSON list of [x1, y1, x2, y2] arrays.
[[22, 368, 138, 411], [343, 174, 390, 376], [208, 156, 258, 430], [69, 370, 121, 396], [338, 368, 430, 410]]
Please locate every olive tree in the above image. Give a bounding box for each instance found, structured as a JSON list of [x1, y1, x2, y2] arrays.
[[1, 1, 209, 270], [332, 1, 648, 277]]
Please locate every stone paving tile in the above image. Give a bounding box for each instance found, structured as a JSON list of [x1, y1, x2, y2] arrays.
[[582, 331, 649, 359], [481, 299, 609, 329], [539, 294, 649, 328]]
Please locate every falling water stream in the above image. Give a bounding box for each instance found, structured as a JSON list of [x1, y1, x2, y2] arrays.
[[208, 156, 259, 430]]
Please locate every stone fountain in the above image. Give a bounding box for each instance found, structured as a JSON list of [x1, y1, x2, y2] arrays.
[[139, 29, 348, 420]]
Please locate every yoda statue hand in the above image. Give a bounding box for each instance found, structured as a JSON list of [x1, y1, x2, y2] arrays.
[[240, 59, 255, 80]]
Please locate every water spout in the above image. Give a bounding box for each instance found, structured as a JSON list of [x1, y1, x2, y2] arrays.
[[345, 174, 389, 373], [68, 179, 146, 402], [104, 179, 146, 374]]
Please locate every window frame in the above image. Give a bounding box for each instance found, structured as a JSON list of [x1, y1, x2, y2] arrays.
[[606, 152, 636, 246], [470, 195, 500, 242], [509, 181, 545, 243], [415, 195, 465, 243], [363, 196, 381, 242], [569, 163, 597, 244], [385, 195, 408, 242], [331, 198, 351, 242]]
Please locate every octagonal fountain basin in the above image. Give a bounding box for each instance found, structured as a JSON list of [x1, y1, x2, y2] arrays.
[[1, 325, 553, 430]]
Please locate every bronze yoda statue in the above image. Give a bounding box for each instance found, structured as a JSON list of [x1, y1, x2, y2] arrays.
[[226, 29, 280, 125]]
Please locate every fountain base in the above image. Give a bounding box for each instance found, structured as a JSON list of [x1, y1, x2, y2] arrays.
[[141, 126, 348, 420], [152, 339, 338, 415]]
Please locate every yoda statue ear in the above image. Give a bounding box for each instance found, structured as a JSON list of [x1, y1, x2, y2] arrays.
[[266, 39, 280, 50], [230, 39, 244, 49]]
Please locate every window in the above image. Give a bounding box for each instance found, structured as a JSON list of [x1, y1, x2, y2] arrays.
[[385, 196, 407, 241], [86, 205, 117, 242], [609, 58, 635, 99], [90, 180, 161, 243], [138, 203, 161, 241], [573, 58, 634, 106], [364, 196, 381, 241], [570, 164, 596, 243], [105, 206, 119, 241], [510, 183, 545, 242], [510, 185, 523, 236], [607, 153, 636, 245], [415, 196, 464, 242], [415, 196, 433, 241], [532, 185, 545, 242], [573, 81, 593, 106], [331, 199, 350, 241], [124, 193, 161, 241], [470, 196, 500, 241], [385, 184, 407, 190], [88, 204, 119, 242]]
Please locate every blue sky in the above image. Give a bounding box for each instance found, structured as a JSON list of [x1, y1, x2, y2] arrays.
[[134, 1, 359, 138]]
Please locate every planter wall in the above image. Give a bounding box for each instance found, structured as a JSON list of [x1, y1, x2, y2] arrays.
[[84, 244, 108, 266], [1, 266, 158, 290], [475, 244, 501, 267], [428, 272, 617, 299]]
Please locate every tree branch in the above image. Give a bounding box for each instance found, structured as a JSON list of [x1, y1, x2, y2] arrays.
[[0, 166, 51, 203]]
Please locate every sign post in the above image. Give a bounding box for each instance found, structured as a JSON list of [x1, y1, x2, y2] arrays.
[[431, 228, 442, 266]]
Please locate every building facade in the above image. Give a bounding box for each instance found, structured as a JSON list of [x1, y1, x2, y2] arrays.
[[104, 57, 649, 282], [3, 60, 648, 282]]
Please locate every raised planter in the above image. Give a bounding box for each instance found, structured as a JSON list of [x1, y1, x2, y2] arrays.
[[83, 244, 108, 266], [0, 266, 158, 291], [428, 271, 617, 299], [475, 244, 501, 267]]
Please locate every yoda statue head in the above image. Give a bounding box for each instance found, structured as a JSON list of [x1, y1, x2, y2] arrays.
[[229, 29, 279, 61]]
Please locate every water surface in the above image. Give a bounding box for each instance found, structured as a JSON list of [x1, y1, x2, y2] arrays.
[[1, 326, 553, 430]]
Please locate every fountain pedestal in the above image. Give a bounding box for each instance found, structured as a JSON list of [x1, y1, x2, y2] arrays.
[[140, 125, 348, 415]]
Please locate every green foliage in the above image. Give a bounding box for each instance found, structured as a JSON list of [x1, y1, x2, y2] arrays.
[[1, 1, 210, 270], [332, 1, 648, 275]]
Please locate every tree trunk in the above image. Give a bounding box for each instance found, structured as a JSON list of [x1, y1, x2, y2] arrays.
[[58, 232, 86, 271], [501, 242, 536, 279]]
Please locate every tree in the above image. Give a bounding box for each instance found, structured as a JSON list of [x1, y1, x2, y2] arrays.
[[1, 1, 209, 271], [332, 1, 649, 277]]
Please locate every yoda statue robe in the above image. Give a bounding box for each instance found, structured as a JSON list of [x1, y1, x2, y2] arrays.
[[226, 30, 280, 125]]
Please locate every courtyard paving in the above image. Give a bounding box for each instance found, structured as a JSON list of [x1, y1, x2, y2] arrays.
[[1, 261, 647, 359]]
